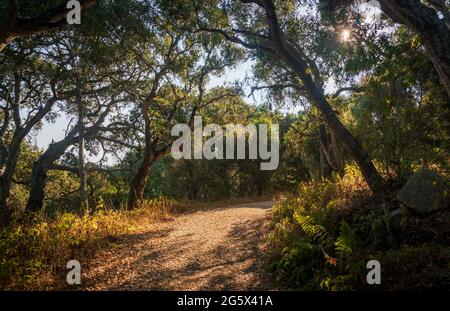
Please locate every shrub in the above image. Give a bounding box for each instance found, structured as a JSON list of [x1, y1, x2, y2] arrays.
[[0, 196, 175, 290], [267, 164, 450, 290]]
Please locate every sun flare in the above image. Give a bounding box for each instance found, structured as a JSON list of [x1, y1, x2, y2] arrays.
[[341, 29, 351, 42]]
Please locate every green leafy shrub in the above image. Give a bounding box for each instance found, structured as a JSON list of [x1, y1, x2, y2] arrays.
[[268, 164, 450, 290]]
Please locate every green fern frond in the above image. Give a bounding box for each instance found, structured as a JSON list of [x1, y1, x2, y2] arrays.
[[334, 220, 357, 257], [293, 213, 328, 243]]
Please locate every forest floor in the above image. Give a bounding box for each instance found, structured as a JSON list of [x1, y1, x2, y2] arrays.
[[78, 201, 276, 290]]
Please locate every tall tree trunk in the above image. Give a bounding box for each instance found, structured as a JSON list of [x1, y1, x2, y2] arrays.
[[330, 130, 345, 176], [0, 133, 23, 227], [319, 145, 332, 180], [127, 100, 154, 210], [379, 0, 450, 98], [127, 150, 155, 210], [75, 75, 88, 210], [318, 123, 333, 179], [258, 0, 384, 192], [78, 122, 88, 210]]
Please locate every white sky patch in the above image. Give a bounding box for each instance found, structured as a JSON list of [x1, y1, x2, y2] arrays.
[[359, 0, 382, 26]]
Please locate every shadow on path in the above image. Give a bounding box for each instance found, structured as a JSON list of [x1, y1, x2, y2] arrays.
[[80, 201, 275, 290]]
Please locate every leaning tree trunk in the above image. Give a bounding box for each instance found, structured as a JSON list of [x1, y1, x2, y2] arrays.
[[302, 73, 383, 191], [379, 0, 450, 98], [26, 136, 78, 212], [269, 48, 383, 191], [260, 0, 384, 192]]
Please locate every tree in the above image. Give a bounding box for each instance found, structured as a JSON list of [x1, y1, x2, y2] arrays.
[[0, 40, 70, 226], [167, 0, 384, 192], [320, 0, 450, 98], [0, 0, 96, 51], [22, 0, 146, 213], [378, 0, 450, 98], [123, 27, 242, 208]]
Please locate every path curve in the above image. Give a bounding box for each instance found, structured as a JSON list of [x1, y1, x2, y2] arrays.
[[81, 201, 275, 290]]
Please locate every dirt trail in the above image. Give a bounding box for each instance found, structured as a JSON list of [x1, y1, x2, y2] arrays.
[[81, 201, 275, 290]]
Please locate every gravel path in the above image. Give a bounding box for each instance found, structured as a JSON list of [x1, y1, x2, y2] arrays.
[[80, 201, 275, 290]]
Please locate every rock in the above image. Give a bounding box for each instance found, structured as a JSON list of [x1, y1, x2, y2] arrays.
[[396, 169, 449, 215]]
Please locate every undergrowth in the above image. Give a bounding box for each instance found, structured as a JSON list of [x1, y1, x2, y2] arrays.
[[267, 165, 450, 290], [0, 196, 175, 290]]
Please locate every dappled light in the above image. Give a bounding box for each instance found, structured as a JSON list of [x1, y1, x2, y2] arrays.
[[0, 0, 449, 300]]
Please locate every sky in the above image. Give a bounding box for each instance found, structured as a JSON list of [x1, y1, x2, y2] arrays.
[[33, 0, 382, 152], [34, 58, 340, 155]]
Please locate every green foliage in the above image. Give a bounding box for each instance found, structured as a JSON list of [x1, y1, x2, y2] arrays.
[[1, 0, 450, 292], [334, 221, 356, 258], [268, 165, 450, 290], [294, 214, 328, 244]]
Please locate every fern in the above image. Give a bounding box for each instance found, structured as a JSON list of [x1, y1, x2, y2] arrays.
[[334, 220, 357, 257], [293, 213, 328, 243]]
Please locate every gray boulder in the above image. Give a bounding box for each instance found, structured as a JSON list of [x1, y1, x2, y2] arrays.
[[396, 169, 449, 215]]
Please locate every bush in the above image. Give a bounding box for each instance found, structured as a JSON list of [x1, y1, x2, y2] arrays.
[[0, 197, 175, 290], [267, 164, 450, 290]]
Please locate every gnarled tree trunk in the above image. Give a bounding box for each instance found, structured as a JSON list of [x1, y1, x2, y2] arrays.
[[26, 135, 78, 212], [127, 98, 155, 210], [127, 150, 155, 210], [0, 133, 22, 226]]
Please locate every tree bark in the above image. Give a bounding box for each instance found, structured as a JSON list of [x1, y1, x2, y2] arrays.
[[318, 123, 333, 179], [75, 74, 88, 210], [0, 75, 58, 226], [0, 0, 97, 52], [330, 130, 345, 176], [25, 135, 78, 212], [127, 150, 155, 210], [127, 96, 153, 210], [319, 145, 332, 180], [0, 133, 22, 226], [299, 68, 382, 191], [379, 0, 450, 98]]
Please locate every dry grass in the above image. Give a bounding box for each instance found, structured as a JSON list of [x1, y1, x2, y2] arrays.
[[0, 197, 174, 290], [0, 196, 276, 290]]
